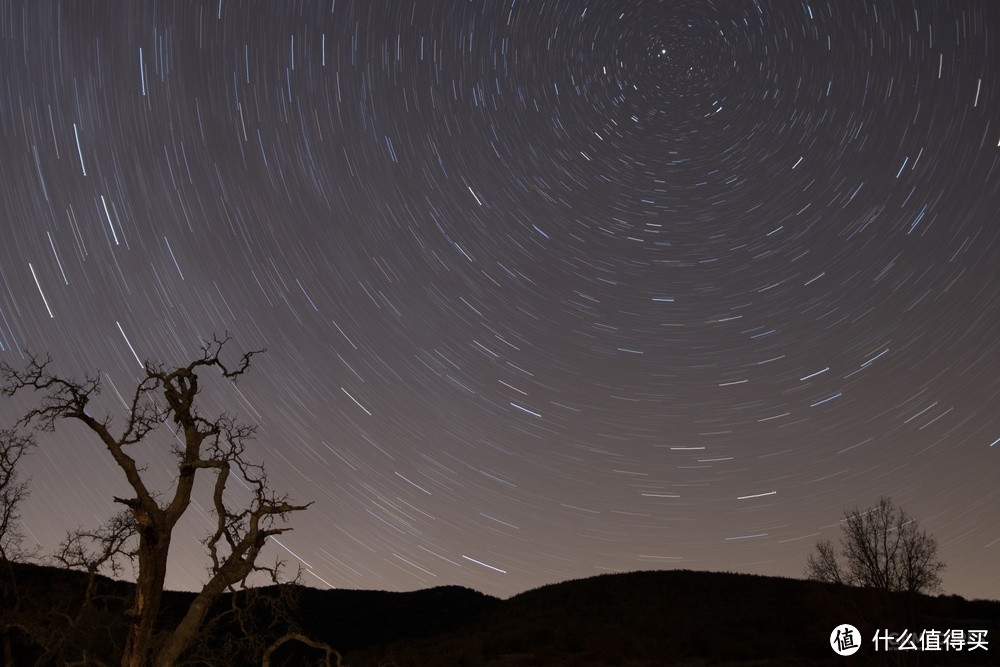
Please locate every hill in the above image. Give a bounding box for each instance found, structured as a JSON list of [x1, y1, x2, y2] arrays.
[[348, 570, 1000, 665], [2, 562, 998, 665]]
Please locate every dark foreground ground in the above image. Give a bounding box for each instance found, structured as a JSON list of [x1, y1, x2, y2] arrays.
[[2, 562, 998, 665]]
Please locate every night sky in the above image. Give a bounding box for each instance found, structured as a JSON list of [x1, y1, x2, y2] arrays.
[[1, 0, 998, 601]]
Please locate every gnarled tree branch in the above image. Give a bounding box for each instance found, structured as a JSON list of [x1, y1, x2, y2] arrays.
[[2, 335, 309, 667]]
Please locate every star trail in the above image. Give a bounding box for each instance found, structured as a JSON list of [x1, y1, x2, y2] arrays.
[[1, 0, 998, 600]]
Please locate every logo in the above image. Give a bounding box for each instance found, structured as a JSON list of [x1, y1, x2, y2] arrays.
[[831, 624, 861, 656]]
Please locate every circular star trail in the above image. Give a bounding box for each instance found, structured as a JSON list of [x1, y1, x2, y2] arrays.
[[1, 0, 998, 599]]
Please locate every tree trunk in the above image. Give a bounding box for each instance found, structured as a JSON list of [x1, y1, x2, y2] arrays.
[[153, 549, 261, 667], [121, 530, 170, 667], [152, 574, 230, 667]]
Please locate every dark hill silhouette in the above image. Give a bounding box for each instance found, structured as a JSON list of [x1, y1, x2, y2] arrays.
[[3, 562, 998, 665], [1, 560, 499, 663], [345, 571, 1000, 666]]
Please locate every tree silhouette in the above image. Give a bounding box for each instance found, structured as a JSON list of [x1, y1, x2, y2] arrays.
[[1, 428, 36, 664], [806, 496, 944, 594], [1, 335, 310, 667], [0, 428, 34, 565]]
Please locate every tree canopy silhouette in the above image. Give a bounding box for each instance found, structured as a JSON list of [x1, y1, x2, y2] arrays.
[[806, 496, 944, 595], [1, 335, 310, 667]]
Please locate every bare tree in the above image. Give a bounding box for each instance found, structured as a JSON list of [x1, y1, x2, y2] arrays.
[[0, 428, 35, 565], [806, 497, 945, 594], [55, 510, 139, 605], [1, 335, 310, 667], [3, 511, 139, 665], [1, 428, 36, 665]]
